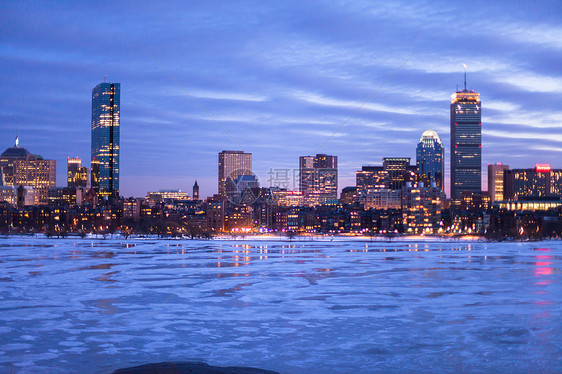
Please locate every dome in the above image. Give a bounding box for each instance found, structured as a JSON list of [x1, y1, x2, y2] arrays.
[[0, 146, 32, 160], [419, 129, 442, 144]]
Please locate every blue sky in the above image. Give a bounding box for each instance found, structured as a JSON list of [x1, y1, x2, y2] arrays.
[[1, 0, 561, 198]]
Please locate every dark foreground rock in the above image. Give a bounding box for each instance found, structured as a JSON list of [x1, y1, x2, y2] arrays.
[[112, 362, 280, 374]]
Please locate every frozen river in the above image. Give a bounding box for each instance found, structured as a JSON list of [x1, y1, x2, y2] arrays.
[[1, 237, 561, 373]]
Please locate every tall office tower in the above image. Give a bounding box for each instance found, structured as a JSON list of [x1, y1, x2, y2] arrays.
[[450, 74, 481, 200], [416, 130, 445, 190], [218, 151, 252, 197], [1, 137, 56, 205], [299, 154, 338, 205], [91, 81, 120, 198], [382, 157, 416, 190], [488, 163, 509, 202], [193, 180, 200, 200], [67, 157, 89, 188]]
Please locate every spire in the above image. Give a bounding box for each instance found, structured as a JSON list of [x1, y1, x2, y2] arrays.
[[15, 135, 19, 148], [194, 180, 198, 187], [462, 64, 467, 91], [104, 74, 108, 83]]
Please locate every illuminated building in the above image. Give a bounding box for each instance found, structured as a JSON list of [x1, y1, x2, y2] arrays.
[[402, 182, 445, 234], [358, 188, 401, 210], [272, 189, 304, 207], [383, 157, 416, 190], [67, 157, 89, 188], [356, 158, 416, 191], [356, 166, 387, 190], [299, 154, 338, 205], [488, 163, 509, 202], [146, 190, 190, 205], [504, 164, 562, 200], [340, 186, 358, 205], [0, 186, 35, 207], [218, 151, 252, 197], [416, 130, 444, 190], [123, 198, 142, 220], [0, 136, 31, 186], [1, 137, 56, 205], [193, 181, 199, 200], [47, 187, 84, 206], [450, 75, 481, 199], [91, 81, 120, 198]]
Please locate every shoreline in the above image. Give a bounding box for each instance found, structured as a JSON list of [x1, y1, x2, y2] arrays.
[[1, 232, 559, 243]]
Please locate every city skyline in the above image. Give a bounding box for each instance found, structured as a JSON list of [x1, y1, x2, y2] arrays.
[[1, 1, 561, 198]]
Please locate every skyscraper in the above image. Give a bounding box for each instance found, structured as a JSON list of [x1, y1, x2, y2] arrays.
[[218, 151, 252, 197], [488, 163, 509, 202], [299, 154, 338, 205], [416, 130, 445, 190], [67, 157, 89, 188], [450, 75, 481, 200], [382, 157, 416, 190], [91, 81, 120, 198]]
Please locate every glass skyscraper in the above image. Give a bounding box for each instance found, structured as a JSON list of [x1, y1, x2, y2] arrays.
[[416, 130, 444, 190], [91, 81, 120, 198], [218, 150, 252, 197], [450, 84, 481, 200]]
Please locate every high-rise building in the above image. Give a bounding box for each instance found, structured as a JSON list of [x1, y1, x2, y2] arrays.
[[488, 163, 509, 202], [416, 130, 445, 190], [450, 76, 481, 200], [67, 157, 89, 188], [91, 81, 120, 198], [504, 164, 562, 200], [218, 151, 252, 197], [193, 180, 199, 200], [0, 137, 56, 205], [383, 157, 416, 190], [299, 154, 338, 205], [356, 166, 387, 190]]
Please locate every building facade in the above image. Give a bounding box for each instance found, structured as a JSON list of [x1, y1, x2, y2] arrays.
[[299, 154, 338, 205], [416, 130, 445, 190], [67, 157, 89, 188], [218, 150, 252, 197], [504, 164, 562, 200], [488, 163, 509, 202], [1, 138, 56, 205], [450, 84, 481, 199], [91, 81, 120, 198]]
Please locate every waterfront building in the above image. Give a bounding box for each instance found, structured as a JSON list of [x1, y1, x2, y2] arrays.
[[450, 76, 481, 199], [91, 81, 120, 198], [504, 164, 562, 200], [416, 130, 445, 190], [218, 151, 252, 197], [1, 137, 56, 204], [67, 158, 89, 188], [299, 154, 338, 205], [488, 163, 509, 202]]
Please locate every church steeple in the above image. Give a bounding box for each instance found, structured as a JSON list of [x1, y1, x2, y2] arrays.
[[193, 180, 200, 200]]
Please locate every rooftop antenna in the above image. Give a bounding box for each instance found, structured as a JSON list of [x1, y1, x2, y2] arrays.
[[104, 74, 108, 83], [462, 64, 467, 91]]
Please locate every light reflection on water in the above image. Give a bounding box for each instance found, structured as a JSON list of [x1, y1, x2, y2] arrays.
[[0, 237, 560, 373]]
